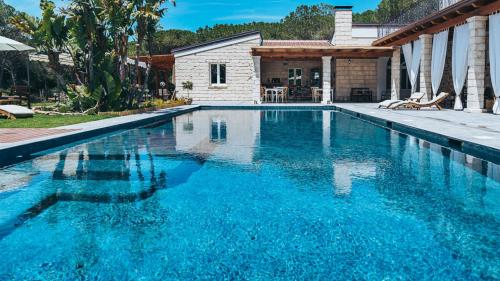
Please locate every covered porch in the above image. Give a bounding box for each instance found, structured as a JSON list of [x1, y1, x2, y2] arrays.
[[137, 54, 176, 99], [252, 44, 394, 104]]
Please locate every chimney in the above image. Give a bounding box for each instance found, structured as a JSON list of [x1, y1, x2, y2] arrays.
[[332, 6, 353, 46]]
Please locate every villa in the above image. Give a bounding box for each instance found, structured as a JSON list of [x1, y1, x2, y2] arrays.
[[171, 0, 499, 114]]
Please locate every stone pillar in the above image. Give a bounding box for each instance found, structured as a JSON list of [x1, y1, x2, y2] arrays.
[[322, 56, 332, 104], [419, 34, 433, 101], [391, 48, 401, 100], [466, 16, 487, 113], [252, 56, 262, 104], [377, 57, 390, 101]]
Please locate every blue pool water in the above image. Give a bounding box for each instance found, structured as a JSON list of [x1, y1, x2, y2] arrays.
[[0, 109, 499, 280]]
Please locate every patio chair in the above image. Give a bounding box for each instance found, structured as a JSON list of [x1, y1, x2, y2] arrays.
[[311, 87, 322, 103], [261, 87, 271, 103], [276, 87, 288, 103], [389, 92, 450, 110], [378, 92, 425, 108]]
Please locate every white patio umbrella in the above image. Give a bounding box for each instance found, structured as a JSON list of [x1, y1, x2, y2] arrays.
[[0, 36, 36, 108], [0, 35, 35, 52]]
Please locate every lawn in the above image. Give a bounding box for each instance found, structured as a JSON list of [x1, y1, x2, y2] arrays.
[[0, 114, 119, 128]]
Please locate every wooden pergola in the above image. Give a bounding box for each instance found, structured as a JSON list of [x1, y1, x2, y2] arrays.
[[252, 46, 395, 61], [373, 0, 500, 46], [137, 54, 175, 97]]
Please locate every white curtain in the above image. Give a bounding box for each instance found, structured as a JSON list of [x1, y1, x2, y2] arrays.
[[452, 24, 470, 110], [490, 13, 500, 114], [410, 39, 422, 93], [402, 43, 413, 80], [431, 30, 449, 98]]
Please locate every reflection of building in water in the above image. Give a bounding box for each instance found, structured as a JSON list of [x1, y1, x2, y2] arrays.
[[174, 110, 260, 164], [332, 161, 377, 196]]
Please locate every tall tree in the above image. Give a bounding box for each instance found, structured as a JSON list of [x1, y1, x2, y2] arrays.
[[132, 0, 175, 100]]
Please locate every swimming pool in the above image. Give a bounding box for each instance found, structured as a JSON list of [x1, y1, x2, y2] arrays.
[[0, 109, 498, 280]]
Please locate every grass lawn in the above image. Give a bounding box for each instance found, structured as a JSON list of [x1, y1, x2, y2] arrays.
[[0, 114, 119, 128]]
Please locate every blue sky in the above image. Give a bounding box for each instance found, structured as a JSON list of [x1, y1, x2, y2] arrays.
[[5, 0, 380, 31]]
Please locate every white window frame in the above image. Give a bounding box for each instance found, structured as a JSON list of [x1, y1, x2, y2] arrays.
[[288, 68, 303, 86], [210, 63, 227, 86]]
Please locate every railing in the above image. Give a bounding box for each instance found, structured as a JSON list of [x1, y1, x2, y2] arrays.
[[439, 0, 461, 9], [376, 0, 441, 38]]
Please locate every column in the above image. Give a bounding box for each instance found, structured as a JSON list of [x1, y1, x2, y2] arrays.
[[252, 56, 262, 104], [377, 57, 389, 101], [322, 56, 332, 104], [466, 16, 488, 113], [391, 47, 401, 100], [419, 34, 433, 101]]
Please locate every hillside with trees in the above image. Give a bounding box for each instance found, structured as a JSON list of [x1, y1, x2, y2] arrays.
[[144, 0, 420, 55]]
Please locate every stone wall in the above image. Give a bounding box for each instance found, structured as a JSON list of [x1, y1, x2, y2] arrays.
[[335, 59, 378, 100], [174, 38, 260, 101], [261, 60, 322, 87]]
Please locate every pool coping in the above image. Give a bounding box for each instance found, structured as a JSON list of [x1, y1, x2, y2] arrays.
[[0, 103, 498, 167], [0, 105, 200, 167]]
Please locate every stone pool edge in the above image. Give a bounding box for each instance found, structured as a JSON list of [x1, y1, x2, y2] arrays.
[[0, 105, 200, 167]]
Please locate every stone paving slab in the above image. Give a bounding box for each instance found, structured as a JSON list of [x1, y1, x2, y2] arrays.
[[0, 128, 77, 143]]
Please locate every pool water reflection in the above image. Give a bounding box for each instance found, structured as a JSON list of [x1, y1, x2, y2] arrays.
[[0, 109, 498, 280]]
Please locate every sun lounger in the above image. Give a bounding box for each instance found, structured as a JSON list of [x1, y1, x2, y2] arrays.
[[0, 105, 34, 119], [378, 92, 425, 108], [389, 92, 450, 110]]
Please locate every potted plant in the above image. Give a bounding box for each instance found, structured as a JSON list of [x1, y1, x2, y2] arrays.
[[182, 81, 193, 105]]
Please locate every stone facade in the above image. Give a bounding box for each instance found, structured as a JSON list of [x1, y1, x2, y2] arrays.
[[419, 34, 433, 101], [174, 38, 261, 102], [335, 59, 378, 101], [466, 16, 488, 112], [332, 9, 353, 46]]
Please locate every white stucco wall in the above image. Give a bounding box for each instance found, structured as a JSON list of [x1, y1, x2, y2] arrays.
[[351, 26, 378, 45], [174, 38, 261, 102]]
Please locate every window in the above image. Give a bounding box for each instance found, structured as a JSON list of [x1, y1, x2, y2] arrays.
[[288, 68, 302, 86], [210, 63, 226, 85]]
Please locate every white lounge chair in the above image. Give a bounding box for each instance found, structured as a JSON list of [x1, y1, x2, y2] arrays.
[[389, 92, 450, 110], [0, 105, 34, 119], [378, 92, 425, 108]]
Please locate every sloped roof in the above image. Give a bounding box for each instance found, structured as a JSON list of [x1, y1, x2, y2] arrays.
[[172, 30, 262, 56], [262, 40, 332, 47]]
